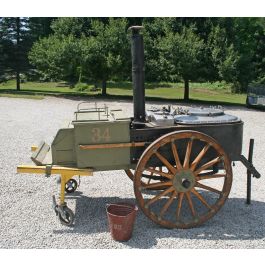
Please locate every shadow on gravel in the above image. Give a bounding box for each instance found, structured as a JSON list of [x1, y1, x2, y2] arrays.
[[53, 194, 265, 248]]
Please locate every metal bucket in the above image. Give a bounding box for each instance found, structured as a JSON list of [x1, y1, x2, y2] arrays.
[[106, 203, 138, 241]]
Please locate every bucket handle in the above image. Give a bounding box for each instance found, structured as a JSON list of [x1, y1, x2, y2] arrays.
[[106, 203, 138, 211]]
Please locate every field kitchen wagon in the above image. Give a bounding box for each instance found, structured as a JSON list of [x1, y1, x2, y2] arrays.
[[17, 26, 261, 229]]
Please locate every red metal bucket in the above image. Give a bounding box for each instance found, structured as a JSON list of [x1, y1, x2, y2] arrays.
[[106, 203, 138, 241]]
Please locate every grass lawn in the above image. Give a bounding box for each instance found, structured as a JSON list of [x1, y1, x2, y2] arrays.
[[0, 79, 247, 105]]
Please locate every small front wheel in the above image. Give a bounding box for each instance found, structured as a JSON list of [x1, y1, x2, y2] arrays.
[[65, 178, 78, 193], [58, 206, 75, 226]]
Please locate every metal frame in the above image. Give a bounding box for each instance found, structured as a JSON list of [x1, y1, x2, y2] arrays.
[[17, 165, 93, 206]]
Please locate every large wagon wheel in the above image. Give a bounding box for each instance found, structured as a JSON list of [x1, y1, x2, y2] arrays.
[[134, 130, 233, 229]]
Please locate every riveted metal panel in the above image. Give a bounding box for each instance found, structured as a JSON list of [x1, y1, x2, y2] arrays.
[[73, 120, 131, 170], [51, 128, 76, 166]]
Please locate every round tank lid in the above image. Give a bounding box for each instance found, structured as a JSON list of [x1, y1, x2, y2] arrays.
[[189, 108, 224, 116], [174, 113, 240, 124]]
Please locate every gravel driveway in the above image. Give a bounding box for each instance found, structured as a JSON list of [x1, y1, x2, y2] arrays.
[[0, 96, 264, 249]]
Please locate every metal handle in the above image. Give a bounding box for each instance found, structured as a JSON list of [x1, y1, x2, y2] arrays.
[[77, 102, 97, 111], [246, 139, 254, 204]]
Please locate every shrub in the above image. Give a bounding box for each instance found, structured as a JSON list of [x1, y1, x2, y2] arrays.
[[74, 82, 89, 91]]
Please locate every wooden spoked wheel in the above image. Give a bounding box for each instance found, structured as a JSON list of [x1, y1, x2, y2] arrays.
[[134, 130, 233, 229]]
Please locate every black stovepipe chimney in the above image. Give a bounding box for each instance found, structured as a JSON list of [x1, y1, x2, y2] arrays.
[[129, 26, 145, 123]]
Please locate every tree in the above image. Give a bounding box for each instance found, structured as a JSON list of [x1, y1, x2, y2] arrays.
[[29, 17, 56, 40], [230, 18, 258, 92], [29, 34, 82, 82], [250, 18, 265, 84], [88, 18, 130, 95], [51, 17, 90, 38], [0, 17, 31, 90], [29, 18, 130, 95], [160, 26, 205, 100], [142, 17, 173, 82], [25, 17, 265, 96], [205, 18, 265, 92], [0, 21, 5, 80], [207, 25, 239, 88]]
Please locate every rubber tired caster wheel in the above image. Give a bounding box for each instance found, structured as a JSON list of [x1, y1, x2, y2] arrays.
[[65, 178, 78, 193], [58, 206, 75, 226]]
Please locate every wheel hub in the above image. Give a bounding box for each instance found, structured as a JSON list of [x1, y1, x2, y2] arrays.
[[172, 169, 196, 192]]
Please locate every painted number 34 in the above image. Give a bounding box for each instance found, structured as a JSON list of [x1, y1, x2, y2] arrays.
[[91, 128, 111, 142]]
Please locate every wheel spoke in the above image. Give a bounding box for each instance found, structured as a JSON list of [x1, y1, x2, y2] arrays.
[[196, 182, 222, 195], [196, 173, 226, 181], [194, 156, 222, 175], [176, 192, 184, 221], [185, 192, 196, 217], [154, 151, 176, 174], [191, 188, 212, 210], [145, 167, 173, 180], [171, 141, 182, 170], [147, 167, 154, 184], [143, 180, 172, 190], [145, 186, 175, 208], [159, 191, 177, 218], [183, 138, 194, 169], [125, 169, 134, 181], [190, 144, 210, 171]]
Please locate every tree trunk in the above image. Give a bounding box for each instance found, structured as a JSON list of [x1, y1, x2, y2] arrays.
[[78, 66, 82, 83], [16, 71, 20, 91], [102, 80, 107, 96], [16, 17, 20, 91], [184, 79, 189, 100]]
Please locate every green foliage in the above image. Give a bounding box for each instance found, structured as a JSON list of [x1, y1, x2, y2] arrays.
[[0, 36, 4, 79], [0, 17, 32, 89], [29, 17, 55, 40], [74, 82, 89, 91], [159, 26, 205, 99], [208, 26, 239, 86], [88, 18, 130, 81], [2, 17, 265, 97], [0, 18, 30, 71], [29, 34, 82, 82], [0, 17, 56, 86], [29, 17, 130, 95], [164, 26, 204, 81], [142, 18, 172, 82], [206, 18, 265, 93], [51, 17, 83, 37]]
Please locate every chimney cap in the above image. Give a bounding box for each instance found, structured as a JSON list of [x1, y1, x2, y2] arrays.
[[129, 26, 144, 33]]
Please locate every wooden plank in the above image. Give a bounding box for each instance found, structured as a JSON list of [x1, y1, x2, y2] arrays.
[[31, 141, 50, 166], [79, 142, 146, 150], [17, 165, 93, 176]]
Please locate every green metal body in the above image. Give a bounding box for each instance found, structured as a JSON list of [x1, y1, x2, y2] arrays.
[[51, 105, 244, 172], [74, 120, 131, 170], [51, 106, 132, 170], [51, 128, 76, 166]]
